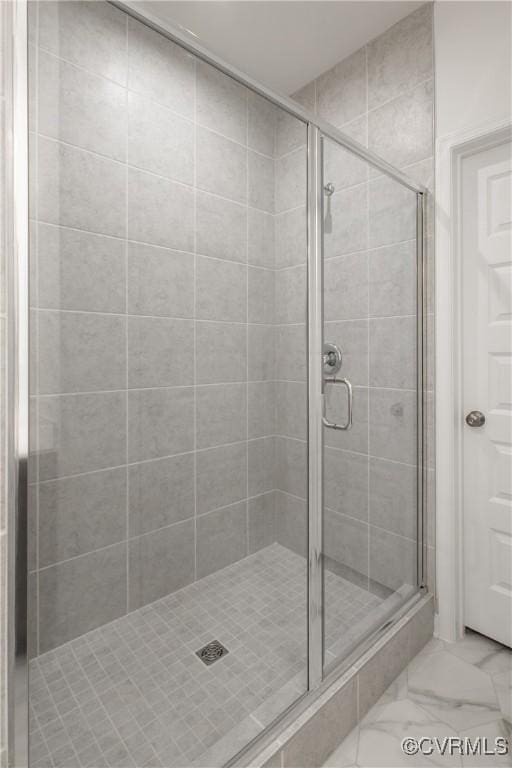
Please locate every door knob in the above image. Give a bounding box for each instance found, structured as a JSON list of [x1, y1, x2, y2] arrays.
[[465, 410, 486, 428]]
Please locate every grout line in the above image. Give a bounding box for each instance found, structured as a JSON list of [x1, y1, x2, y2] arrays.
[[33, 305, 425, 324], [35, 492, 279, 574], [33, 382, 418, 398]]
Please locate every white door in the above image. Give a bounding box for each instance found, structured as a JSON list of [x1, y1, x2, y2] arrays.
[[463, 135, 512, 648]]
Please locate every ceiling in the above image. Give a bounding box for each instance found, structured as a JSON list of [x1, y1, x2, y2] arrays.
[[136, 1, 424, 95]]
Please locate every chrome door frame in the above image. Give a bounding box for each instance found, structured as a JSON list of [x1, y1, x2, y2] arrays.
[[10, 1, 428, 764], [8, 0, 29, 767]]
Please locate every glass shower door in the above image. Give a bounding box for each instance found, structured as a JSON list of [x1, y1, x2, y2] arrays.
[[26, 4, 310, 766], [320, 134, 423, 670]]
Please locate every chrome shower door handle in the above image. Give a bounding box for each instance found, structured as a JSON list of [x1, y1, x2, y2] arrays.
[[322, 377, 353, 430]]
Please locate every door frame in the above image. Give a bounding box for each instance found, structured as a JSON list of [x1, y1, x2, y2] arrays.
[[435, 118, 512, 643]]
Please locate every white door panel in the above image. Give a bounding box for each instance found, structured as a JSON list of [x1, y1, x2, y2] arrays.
[[463, 138, 512, 648]]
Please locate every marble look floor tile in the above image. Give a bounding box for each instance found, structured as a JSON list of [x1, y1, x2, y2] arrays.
[[459, 719, 512, 767], [325, 630, 511, 768], [408, 651, 501, 730], [492, 669, 512, 725], [445, 631, 512, 675]]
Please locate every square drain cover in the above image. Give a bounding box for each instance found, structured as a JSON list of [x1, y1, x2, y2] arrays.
[[195, 640, 229, 666]]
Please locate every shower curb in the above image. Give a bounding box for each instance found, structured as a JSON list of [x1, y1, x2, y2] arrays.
[[246, 593, 434, 768]]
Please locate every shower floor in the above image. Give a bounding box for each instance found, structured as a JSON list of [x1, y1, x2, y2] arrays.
[[29, 543, 384, 768]]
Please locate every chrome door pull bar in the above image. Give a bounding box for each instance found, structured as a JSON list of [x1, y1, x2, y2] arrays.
[[322, 377, 353, 430]]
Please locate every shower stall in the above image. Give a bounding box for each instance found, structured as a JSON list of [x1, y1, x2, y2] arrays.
[[9, 1, 428, 765]]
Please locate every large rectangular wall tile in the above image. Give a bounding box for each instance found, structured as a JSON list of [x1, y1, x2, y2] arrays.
[[367, 3, 433, 109], [324, 448, 368, 522], [324, 185, 368, 260], [128, 316, 194, 388], [323, 320, 369, 386], [369, 240, 416, 318], [369, 316, 416, 389], [275, 206, 306, 269], [128, 520, 195, 610], [323, 386, 368, 454], [196, 502, 247, 579], [196, 255, 246, 323], [275, 148, 306, 213], [128, 453, 195, 536], [248, 324, 275, 382], [369, 526, 417, 593], [248, 92, 276, 156], [128, 91, 194, 184], [38, 468, 126, 567], [282, 677, 358, 768], [248, 267, 275, 324], [275, 325, 307, 382], [274, 267, 306, 324], [369, 388, 416, 464], [196, 191, 247, 264], [37, 137, 126, 237], [196, 322, 247, 384], [323, 119, 368, 190], [38, 1, 128, 85], [129, 454, 194, 536], [196, 60, 247, 144], [408, 595, 434, 659], [196, 126, 247, 204], [248, 208, 275, 269], [275, 437, 307, 499], [274, 491, 307, 558], [369, 175, 417, 249], [248, 151, 274, 213], [248, 437, 275, 497], [37, 310, 125, 394], [38, 51, 127, 161], [196, 443, 247, 515], [357, 620, 410, 719], [38, 391, 126, 480], [248, 381, 276, 439], [37, 224, 126, 313], [316, 47, 366, 127], [127, 241, 194, 318], [369, 457, 417, 540], [324, 252, 368, 322], [275, 382, 306, 441], [196, 383, 247, 449], [276, 108, 307, 156], [248, 493, 276, 554], [38, 542, 127, 653], [323, 508, 369, 576], [128, 168, 194, 251], [128, 386, 194, 462], [128, 17, 195, 117], [368, 80, 433, 169]]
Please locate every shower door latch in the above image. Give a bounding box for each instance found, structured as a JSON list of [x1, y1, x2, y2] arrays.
[[322, 377, 353, 431]]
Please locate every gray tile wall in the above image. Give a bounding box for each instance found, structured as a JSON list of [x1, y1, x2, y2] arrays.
[[28, 1, 308, 654], [279, 3, 435, 595]]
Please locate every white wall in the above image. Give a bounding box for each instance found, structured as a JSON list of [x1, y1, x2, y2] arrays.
[[434, 0, 511, 640], [435, 0, 512, 139]]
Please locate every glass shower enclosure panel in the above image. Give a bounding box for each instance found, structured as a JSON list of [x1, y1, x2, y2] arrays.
[[321, 135, 422, 669], [26, 3, 309, 766]]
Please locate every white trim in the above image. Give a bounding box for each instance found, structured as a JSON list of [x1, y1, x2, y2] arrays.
[[434, 117, 512, 643]]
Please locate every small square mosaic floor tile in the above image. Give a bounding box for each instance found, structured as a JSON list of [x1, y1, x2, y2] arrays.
[[29, 544, 383, 768]]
